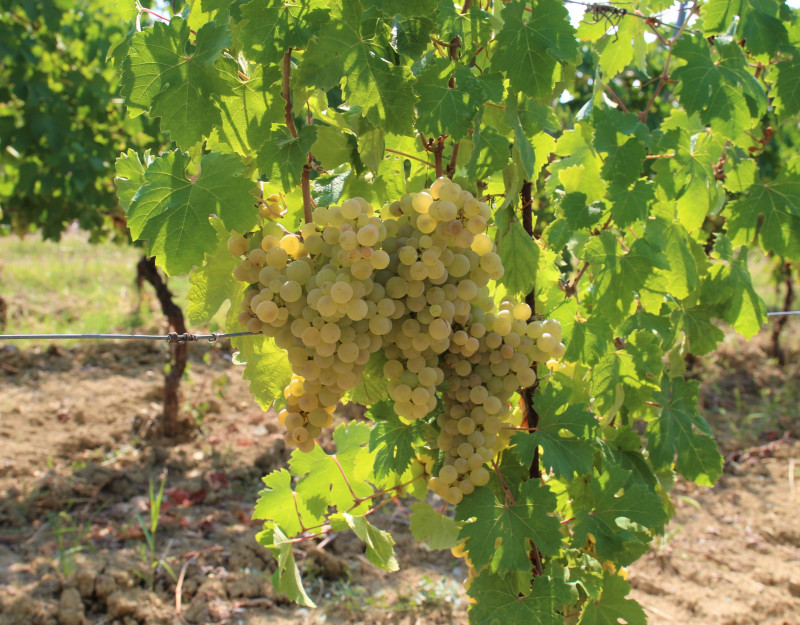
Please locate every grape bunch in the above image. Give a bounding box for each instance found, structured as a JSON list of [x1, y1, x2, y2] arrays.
[[228, 178, 565, 501]]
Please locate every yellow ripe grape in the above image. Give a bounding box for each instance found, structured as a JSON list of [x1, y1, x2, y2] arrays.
[[439, 464, 458, 484], [297, 438, 316, 453], [369, 315, 392, 336], [466, 215, 487, 234], [266, 246, 289, 269], [470, 233, 493, 256], [417, 213, 437, 233], [280, 234, 304, 257], [537, 332, 557, 353], [438, 182, 461, 203], [445, 486, 464, 505], [340, 198, 362, 220], [542, 318, 562, 341], [356, 224, 380, 246], [459, 479, 475, 495], [436, 200, 458, 221], [371, 249, 390, 269], [330, 281, 354, 304], [429, 177, 448, 199], [470, 466, 490, 487], [513, 302, 532, 320], [412, 191, 433, 213], [429, 318, 451, 341], [227, 233, 249, 257], [255, 300, 279, 323]]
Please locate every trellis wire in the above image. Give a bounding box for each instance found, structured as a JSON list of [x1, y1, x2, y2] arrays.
[[0, 331, 256, 343], [0, 312, 797, 343]]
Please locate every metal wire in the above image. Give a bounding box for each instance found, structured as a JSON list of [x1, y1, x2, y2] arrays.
[[0, 331, 256, 343], [0, 313, 797, 343]]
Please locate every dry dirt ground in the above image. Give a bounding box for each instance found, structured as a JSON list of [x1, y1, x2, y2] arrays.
[[0, 332, 798, 625]]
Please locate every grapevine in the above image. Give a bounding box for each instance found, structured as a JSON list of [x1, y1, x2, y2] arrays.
[[111, 0, 800, 622]]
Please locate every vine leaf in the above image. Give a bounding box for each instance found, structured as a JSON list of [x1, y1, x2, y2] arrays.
[[579, 572, 646, 625], [126, 150, 258, 275], [574, 464, 668, 561], [366, 401, 424, 479], [257, 125, 318, 193], [235, 0, 331, 65], [773, 50, 800, 120], [409, 502, 459, 550], [671, 35, 765, 139], [456, 479, 562, 573], [701, 0, 788, 56], [725, 164, 800, 258], [467, 569, 573, 625], [259, 525, 316, 607], [647, 377, 723, 486], [414, 59, 486, 141], [186, 219, 240, 324], [498, 221, 540, 299], [289, 423, 375, 516], [233, 334, 294, 410], [121, 18, 230, 149], [207, 61, 282, 157], [491, 0, 579, 99], [333, 513, 399, 571], [514, 385, 596, 477], [298, 0, 417, 134], [252, 469, 305, 537]]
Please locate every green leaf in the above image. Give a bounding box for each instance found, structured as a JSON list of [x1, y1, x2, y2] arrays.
[[456, 479, 562, 573], [257, 125, 318, 193], [579, 572, 646, 625], [582, 232, 668, 328], [186, 220, 241, 324], [114, 149, 149, 212], [298, 0, 416, 134], [290, 422, 375, 516], [269, 525, 316, 607], [367, 401, 424, 479], [207, 62, 282, 157], [647, 377, 723, 486], [559, 192, 604, 230], [514, 385, 596, 477], [574, 464, 668, 561], [773, 49, 800, 119], [233, 335, 293, 410], [652, 121, 724, 232], [671, 35, 765, 139], [468, 569, 574, 625], [127, 150, 257, 275], [498, 220, 541, 298], [121, 17, 230, 148], [347, 350, 389, 406], [409, 502, 459, 550], [414, 59, 485, 141], [547, 124, 606, 203], [312, 125, 354, 171], [414, 59, 486, 141], [253, 469, 305, 536], [340, 513, 399, 571], [235, 0, 330, 65], [725, 166, 800, 258], [491, 0, 579, 99], [701, 0, 788, 56], [608, 180, 653, 228]]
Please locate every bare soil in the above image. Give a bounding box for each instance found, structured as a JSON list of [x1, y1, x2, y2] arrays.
[[0, 331, 798, 625]]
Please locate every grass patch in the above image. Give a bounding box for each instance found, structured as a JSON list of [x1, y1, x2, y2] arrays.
[[0, 230, 191, 346]]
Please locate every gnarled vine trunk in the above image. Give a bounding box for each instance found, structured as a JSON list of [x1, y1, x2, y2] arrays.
[[136, 255, 188, 438]]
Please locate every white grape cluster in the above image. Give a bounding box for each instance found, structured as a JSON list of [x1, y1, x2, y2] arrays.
[[228, 178, 565, 500]]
